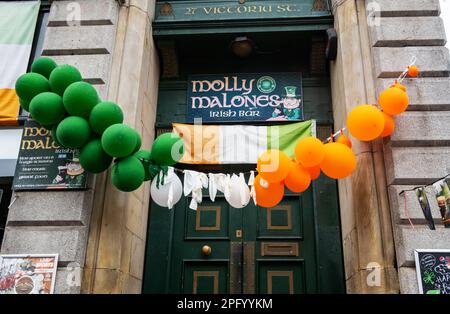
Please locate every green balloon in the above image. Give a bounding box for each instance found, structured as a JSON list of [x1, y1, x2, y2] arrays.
[[101, 124, 137, 158], [49, 64, 82, 96], [134, 150, 152, 181], [56, 116, 91, 149], [19, 98, 30, 112], [29, 92, 66, 126], [51, 125, 62, 146], [132, 129, 142, 154], [151, 133, 184, 166], [41, 124, 54, 131], [79, 139, 113, 173], [15, 72, 50, 102], [31, 57, 58, 79], [63, 81, 99, 117], [89, 101, 124, 134], [111, 156, 145, 192]]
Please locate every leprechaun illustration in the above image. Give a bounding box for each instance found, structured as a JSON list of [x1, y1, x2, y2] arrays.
[[51, 155, 85, 187], [272, 86, 302, 120], [65, 157, 85, 187]]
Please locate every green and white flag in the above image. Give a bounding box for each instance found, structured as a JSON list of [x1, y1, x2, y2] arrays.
[[173, 120, 315, 164], [0, 1, 40, 125]]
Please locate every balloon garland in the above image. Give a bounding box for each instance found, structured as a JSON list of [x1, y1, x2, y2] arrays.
[[16, 57, 184, 193], [254, 58, 420, 208], [15, 56, 419, 209]]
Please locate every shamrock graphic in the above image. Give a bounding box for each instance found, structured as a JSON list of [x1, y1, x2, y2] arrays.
[[423, 270, 435, 284]]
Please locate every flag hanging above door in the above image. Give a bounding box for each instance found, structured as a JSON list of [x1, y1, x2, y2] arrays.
[[173, 120, 315, 164]]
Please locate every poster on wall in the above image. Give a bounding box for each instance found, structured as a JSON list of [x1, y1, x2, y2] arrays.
[[0, 254, 58, 294], [12, 119, 87, 191], [415, 249, 450, 294], [187, 72, 303, 123], [432, 177, 450, 228]]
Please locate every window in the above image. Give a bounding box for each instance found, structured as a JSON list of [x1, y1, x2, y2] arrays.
[[0, 179, 13, 245]]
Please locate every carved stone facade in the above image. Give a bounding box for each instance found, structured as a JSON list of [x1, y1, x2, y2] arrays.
[[1, 0, 448, 294]]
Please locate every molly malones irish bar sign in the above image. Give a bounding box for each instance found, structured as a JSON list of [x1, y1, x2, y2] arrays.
[[187, 73, 303, 123]]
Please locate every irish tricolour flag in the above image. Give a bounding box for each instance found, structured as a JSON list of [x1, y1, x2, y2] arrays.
[[0, 1, 40, 125], [173, 120, 315, 164]]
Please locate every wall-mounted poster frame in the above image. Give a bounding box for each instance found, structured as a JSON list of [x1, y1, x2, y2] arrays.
[[12, 119, 87, 191], [0, 254, 58, 294], [415, 249, 450, 294]]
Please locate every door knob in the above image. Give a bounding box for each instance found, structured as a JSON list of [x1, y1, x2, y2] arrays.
[[202, 245, 212, 256]]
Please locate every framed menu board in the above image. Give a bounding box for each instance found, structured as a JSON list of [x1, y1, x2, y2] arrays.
[[12, 119, 87, 191], [415, 249, 450, 294], [0, 254, 58, 294]]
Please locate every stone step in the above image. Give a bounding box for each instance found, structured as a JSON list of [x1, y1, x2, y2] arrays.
[[43, 25, 116, 55], [377, 78, 450, 111], [369, 17, 446, 47], [373, 47, 450, 78], [394, 225, 449, 267], [366, 0, 441, 17], [398, 267, 419, 294], [384, 146, 450, 185], [48, 0, 118, 24], [1, 227, 88, 264], [7, 191, 93, 226], [41, 54, 111, 98], [388, 185, 443, 223], [389, 112, 450, 146]]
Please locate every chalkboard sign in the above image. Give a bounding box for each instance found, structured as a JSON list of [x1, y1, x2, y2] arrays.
[[415, 249, 450, 294], [12, 119, 87, 191]]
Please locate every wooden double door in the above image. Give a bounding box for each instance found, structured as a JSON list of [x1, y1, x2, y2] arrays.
[[143, 174, 345, 294]]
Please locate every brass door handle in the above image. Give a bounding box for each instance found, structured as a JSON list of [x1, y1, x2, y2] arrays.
[[202, 245, 212, 256]]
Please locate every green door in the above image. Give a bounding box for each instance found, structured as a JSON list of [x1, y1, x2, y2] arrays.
[[143, 171, 343, 294]]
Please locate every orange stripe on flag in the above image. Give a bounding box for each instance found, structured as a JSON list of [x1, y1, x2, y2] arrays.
[[0, 88, 20, 126], [173, 123, 220, 164]]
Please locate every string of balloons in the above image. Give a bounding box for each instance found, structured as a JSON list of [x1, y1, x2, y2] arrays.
[[14, 55, 420, 210]]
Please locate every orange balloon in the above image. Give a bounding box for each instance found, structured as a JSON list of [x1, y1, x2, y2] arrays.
[[347, 105, 385, 141], [336, 134, 352, 148], [320, 143, 357, 179], [295, 137, 325, 167], [380, 112, 395, 137], [285, 162, 311, 193], [254, 175, 284, 208], [257, 150, 292, 183], [305, 165, 321, 180], [408, 65, 419, 78], [392, 83, 407, 92], [378, 87, 409, 115]]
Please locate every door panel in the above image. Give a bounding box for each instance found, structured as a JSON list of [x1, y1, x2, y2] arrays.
[[143, 174, 344, 293], [257, 261, 306, 294], [257, 197, 303, 239], [251, 190, 317, 293], [169, 194, 239, 293], [183, 262, 228, 294], [185, 201, 229, 239]]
